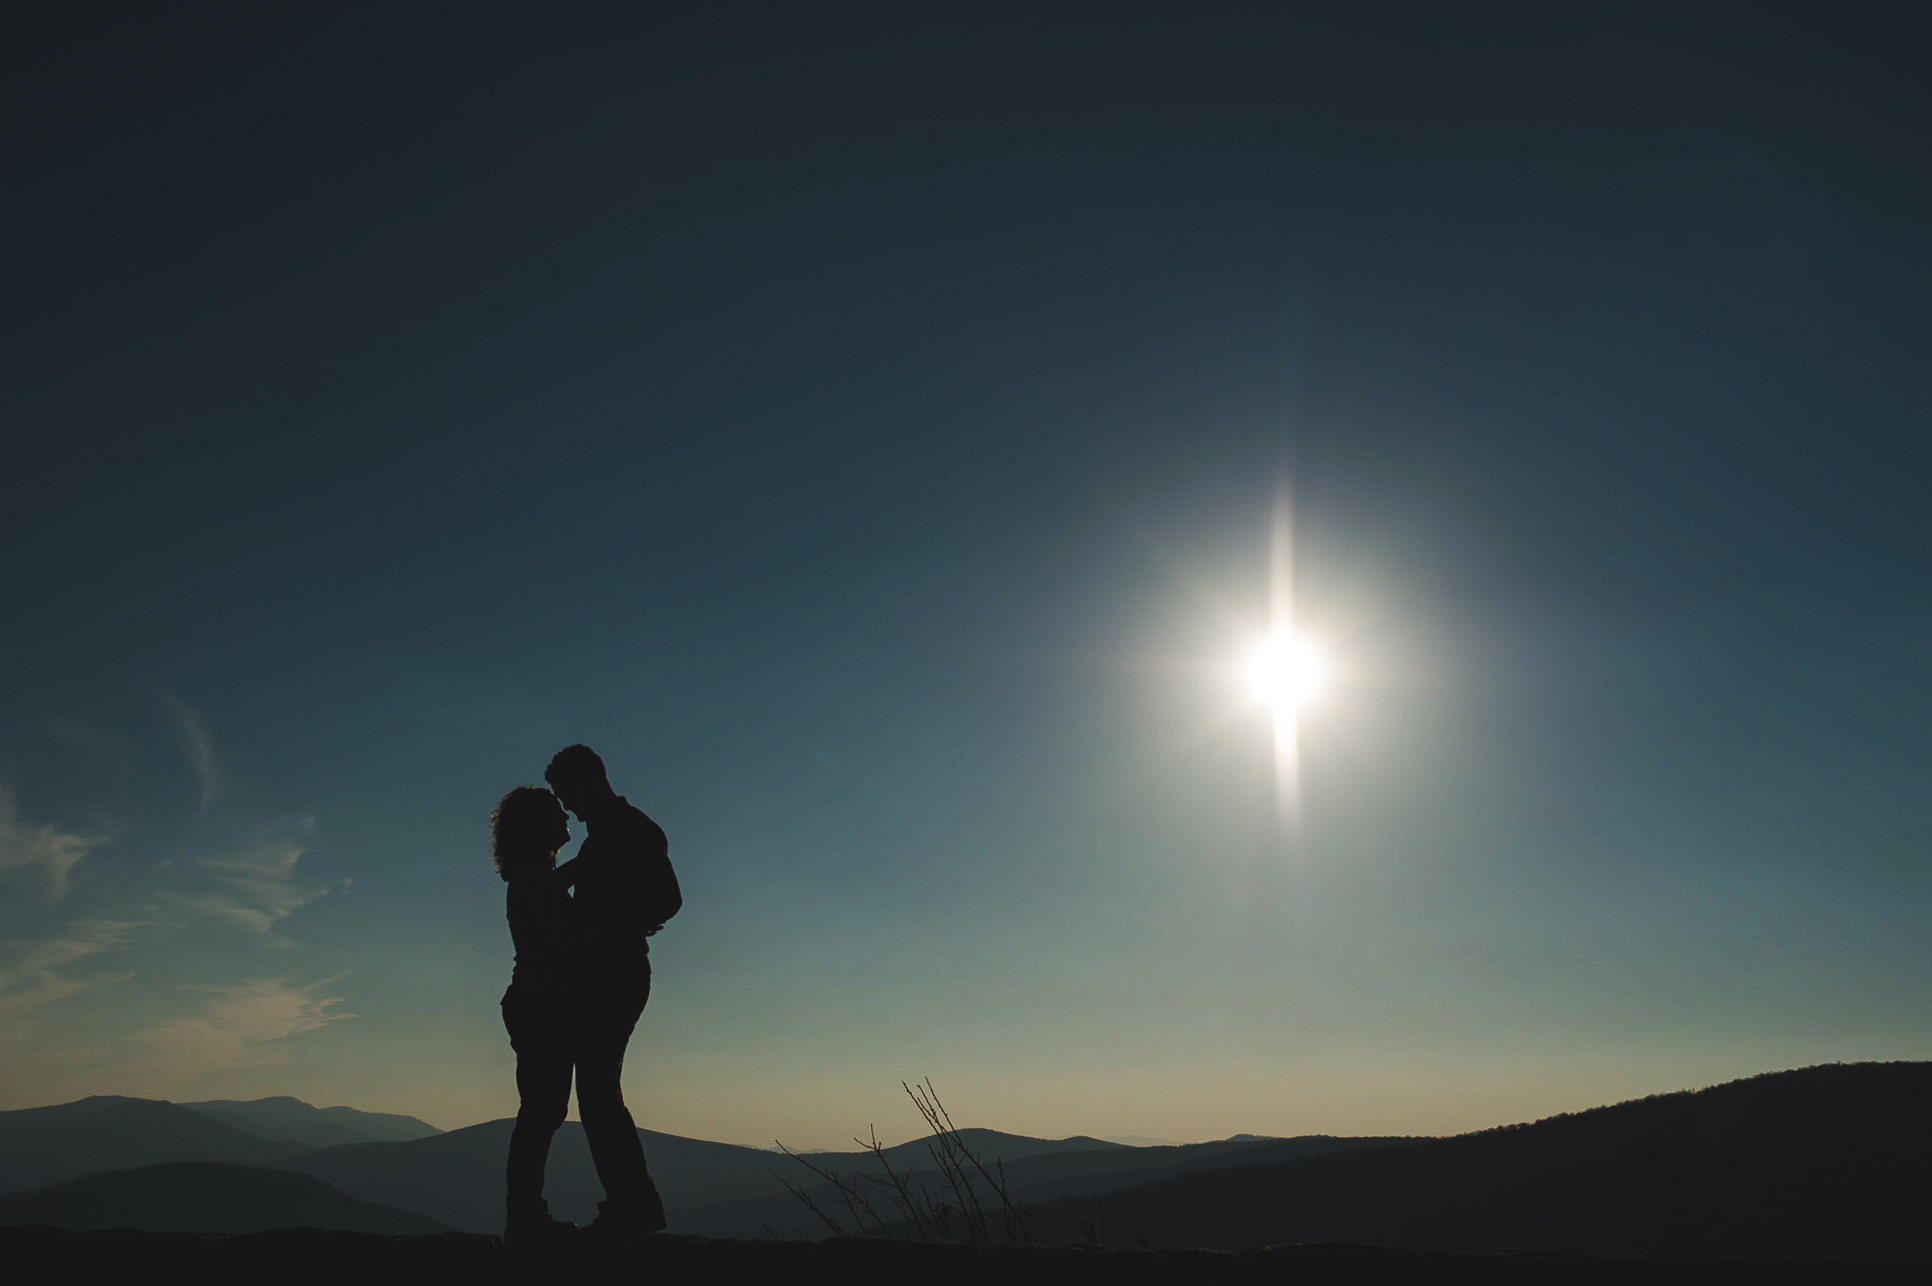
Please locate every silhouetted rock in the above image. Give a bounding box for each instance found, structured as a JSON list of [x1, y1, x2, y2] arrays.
[[0, 1098, 309, 1192], [0, 1162, 446, 1234]]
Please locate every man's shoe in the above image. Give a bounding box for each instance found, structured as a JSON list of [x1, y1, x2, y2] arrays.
[[504, 1211, 579, 1247], [583, 1200, 667, 1240]]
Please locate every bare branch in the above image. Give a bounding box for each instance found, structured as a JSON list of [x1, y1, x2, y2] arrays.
[[774, 1081, 1035, 1246]]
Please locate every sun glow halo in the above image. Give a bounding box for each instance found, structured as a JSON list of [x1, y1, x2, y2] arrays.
[[1246, 634, 1323, 713]]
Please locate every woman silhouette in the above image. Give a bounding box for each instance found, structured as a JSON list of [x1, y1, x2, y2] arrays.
[[491, 785, 583, 1244]]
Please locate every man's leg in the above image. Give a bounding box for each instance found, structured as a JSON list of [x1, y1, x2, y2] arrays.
[[576, 970, 666, 1231], [503, 992, 575, 1228]]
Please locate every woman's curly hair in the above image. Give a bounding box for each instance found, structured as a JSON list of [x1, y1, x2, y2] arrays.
[[490, 786, 567, 881]]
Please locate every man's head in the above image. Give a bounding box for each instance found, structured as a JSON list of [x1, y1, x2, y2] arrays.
[[544, 743, 615, 818]]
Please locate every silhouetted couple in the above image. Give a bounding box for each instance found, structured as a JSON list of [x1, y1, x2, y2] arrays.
[[491, 744, 683, 1245]]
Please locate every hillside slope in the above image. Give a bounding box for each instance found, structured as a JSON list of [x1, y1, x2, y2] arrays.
[[683, 1134, 1407, 1239], [1028, 1062, 1932, 1258], [0, 1162, 446, 1234]]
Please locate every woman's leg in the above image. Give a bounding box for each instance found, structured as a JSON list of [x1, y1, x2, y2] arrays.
[[503, 991, 575, 1223]]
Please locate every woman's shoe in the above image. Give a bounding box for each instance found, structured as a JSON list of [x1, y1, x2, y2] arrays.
[[504, 1210, 579, 1247]]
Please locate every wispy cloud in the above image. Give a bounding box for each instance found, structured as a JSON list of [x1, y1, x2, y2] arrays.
[[0, 922, 142, 1092], [0, 705, 355, 1104], [128, 977, 352, 1076], [161, 694, 224, 809], [164, 822, 330, 936], [0, 784, 107, 899], [0, 920, 142, 1018]]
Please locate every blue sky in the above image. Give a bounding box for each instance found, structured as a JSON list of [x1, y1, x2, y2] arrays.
[[2, 3, 1928, 1147]]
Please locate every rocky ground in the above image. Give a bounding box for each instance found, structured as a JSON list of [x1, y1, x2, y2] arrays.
[[2, 1226, 1922, 1283]]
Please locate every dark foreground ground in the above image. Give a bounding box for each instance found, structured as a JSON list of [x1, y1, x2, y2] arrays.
[[4, 1227, 1925, 1284]]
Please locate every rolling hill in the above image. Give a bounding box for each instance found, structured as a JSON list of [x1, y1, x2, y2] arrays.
[[1026, 1061, 1932, 1259], [0, 1161, 446, 1234]]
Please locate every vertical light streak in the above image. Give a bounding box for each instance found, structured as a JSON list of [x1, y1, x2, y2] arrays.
[[1270, 483, 1301, 836]]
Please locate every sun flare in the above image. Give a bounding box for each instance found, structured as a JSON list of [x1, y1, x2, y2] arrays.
[[1246, 634, 1323, 713]]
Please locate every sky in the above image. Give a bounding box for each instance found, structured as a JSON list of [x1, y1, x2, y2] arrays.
[[2, 2, 1928, 1150]]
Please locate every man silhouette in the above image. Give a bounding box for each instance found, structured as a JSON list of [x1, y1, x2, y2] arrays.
[[543, 743, 681, 1237]]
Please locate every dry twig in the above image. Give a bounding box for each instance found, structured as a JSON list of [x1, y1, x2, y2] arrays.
[[774, 1079, 1034, 1246]]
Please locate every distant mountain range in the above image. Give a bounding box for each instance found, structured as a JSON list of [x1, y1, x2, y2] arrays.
[[0, 1092, 1325, 1236], [0, 1092, 1298, 1235], [3, 1064, 1927, 1258], [178, 1096, 441, 1149], [0, 1097, 308, 1193], [276, 1119, 1327, 1235], [0, 1095, 442, 1193]]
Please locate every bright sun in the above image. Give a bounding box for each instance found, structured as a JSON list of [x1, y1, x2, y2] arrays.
[[1246, 634, 1323, 713]]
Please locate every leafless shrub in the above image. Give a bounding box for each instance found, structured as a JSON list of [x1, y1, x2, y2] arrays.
[[772, 1078, 1034, 1246], [1078, 1196, 1107, 1246]]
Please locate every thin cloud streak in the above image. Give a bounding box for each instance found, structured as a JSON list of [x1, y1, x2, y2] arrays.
[[0, 923, 142, 1098], [0, 702, 356, 1106], [161, 694, 224, 809], [127, 976, 352, 1077], [0, 784, 106, 899], [162, 822, 330, 937], [0, 920, 143, 1018]]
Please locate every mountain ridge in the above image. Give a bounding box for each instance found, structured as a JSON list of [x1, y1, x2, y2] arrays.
[[0, 1097, 310, 1193], [277, 1119, 1180, 1232], [178, 1096, 442, 1149], [693, 1133, 1406, 1240]]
